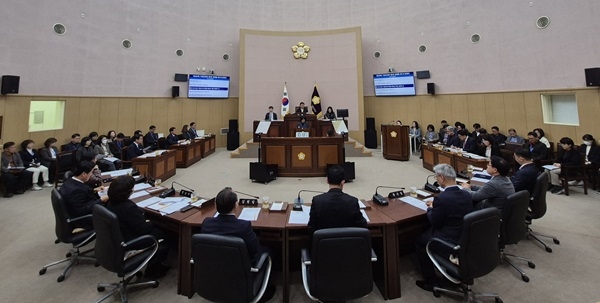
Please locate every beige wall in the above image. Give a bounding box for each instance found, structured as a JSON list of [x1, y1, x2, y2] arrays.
[[0, 95, 238, 148]]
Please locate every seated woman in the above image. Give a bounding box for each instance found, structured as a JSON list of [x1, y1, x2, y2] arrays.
[[106, 176, 171, 279], [39, 137, 59, 183], [77, 137, 116, 171], [297, 117, 310, 128], [19, 140, 52, 190], [95, 135, 122, 169], [477, 135, 502, 158], [181, 125, 192, 140], [410, 121, 422, 152], [423, 124, 439, 143], [534, 128, 551, 148], [106, 130, 117, 143], [547, 137, 581, 195], [324, 106, 336, 120]]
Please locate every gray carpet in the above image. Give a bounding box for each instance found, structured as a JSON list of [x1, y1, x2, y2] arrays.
[[1, 148, 599, 302]]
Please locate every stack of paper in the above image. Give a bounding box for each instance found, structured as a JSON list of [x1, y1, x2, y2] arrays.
[[239, 208, 261, 221], [288, 205, 311, 224], [399, 196, 428, 211]]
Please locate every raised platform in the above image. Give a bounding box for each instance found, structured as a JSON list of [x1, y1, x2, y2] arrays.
[[230, 137, 372, 158]]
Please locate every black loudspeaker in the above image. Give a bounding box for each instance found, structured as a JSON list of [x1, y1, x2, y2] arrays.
[[229, 119, 239, 132], [249, 162, 278, 184], [366, 117, 375, 130], [416, 70, 430, 79], [364, 129, 377, 149], [1, 75, 20, 94], [227, 131, 239, 150], [584, 68, 600, 87], [174, 73, 188, 82], [427, 82, 435, 95], [171, 86, 180, 98]]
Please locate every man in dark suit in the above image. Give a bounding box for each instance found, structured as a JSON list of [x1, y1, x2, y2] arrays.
[[511, 149, 539, 197], [445, 126, 461, 148], [1, 142, 34, 198], [526, 131, 548, 160], [109, 133, 125, 159], [308, 165, 367, 233], [296, 102, 309, 114], [462, 156, 515, 214], [127, 134, 146, 160], [62, 133, 81, 151], [187, 122, 199, 139], [439, 120, 449, 145], [59, 161, 108, 229], [491, 126, 507, 146], [144, 125, 159, 150], [458, 129, 478, 153], [415, 164, 473, 292], [264, 106, 278, 121], [165, 127, 181, 147]]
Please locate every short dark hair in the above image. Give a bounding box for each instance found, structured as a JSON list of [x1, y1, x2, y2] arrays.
[[89, 132, 98, 138], [74, 161, 95, 176], [44, 137, 57, 148], [427, 124, 435, 131], [107, 176, 135, 204], [527, 131, 538, 138], [20, 139, 34, 150], [268, 106, 273, 109], [299, 102, 305, 105], [149, 125, 156, 130], [480, 134, 493, 143], [169, 127, 176, 132], [107, 130, 116, 137], [440, 120, 447, 124], [134, 130, 142, 136], [582, 134, 597, 145], [71, 133, 80, 139], [3, 142, 15, 150], [473, 123, 481, 129], [98, 135, 107, 143], [454, 121, 462, 127], [116, 132, 125, 139], [533, 128, 545, 138], [81, 137, 92, 146], [491, 126, 499, 131], [190, 122, 196, 127], [514, 149, 533, 160], [478, 128, 488, 135], [215, 187, 237, 214], [559, 137, 574, 146], [457, 129, 469, 137], [490, 156, 510, 176], [327, 165, 346, 185], [133, 134, 143, 141]]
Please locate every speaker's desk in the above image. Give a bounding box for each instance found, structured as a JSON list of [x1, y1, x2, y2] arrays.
[[252, 118, 347, 142], [131, 150, 177, 181], [169, 140, 203, 168], [260, 137, 344, 177]]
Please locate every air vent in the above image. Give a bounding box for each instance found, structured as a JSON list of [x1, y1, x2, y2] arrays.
[[220, 128, 229, 135], [536, 16, 550, 29], [373, 51, 381, 59], [222, 53, 230, 61], [122, 39, 132, 49], [471, 33, 481, 43], [53, 23, 66, 35], [176, 49, 184, 57], [418, 45, 427, 53]]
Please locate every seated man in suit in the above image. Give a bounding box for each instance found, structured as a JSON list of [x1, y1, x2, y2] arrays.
[[187, 122, 199, 139], [308, 165, 367, 233], [296, 116, 310, 129], [457, 129, 478, 153], [144, 125, 159, 150], [461, 156, 515, 214], [526, 131, 548, 161], [109, 133, 126, 159], [165, 127, 182, 147], [490, 126, 508, 146], [127, 134, 146, 160], [511, 149, 539, 197], [296, 102, 309, 114], [444, 126, 461, 148], [59, 161, 108, 230], [1, 142, 34, 198], [415, 164, 473, 292], [506, 128, 525, 145], [62, 133, 81, 152], [264, 106, 278, 121]]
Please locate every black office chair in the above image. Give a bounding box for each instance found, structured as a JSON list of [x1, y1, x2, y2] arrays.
[[92, 204, 159, 303], [500, 190, 535, 282], [190, 234, 272, 303], [427, 208, 503, 303], [526, 171, 560, 253], [54, 151, 75, 188], [39, 189, 96, 282], [301, 227, 377, 302]]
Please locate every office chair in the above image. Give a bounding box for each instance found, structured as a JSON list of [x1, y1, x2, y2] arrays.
[[301, 227, 377, 302], [500, 190, 535, 282], [54, 151, 75, 188], [92, 204, 159, 303], [39, 189, 96, 282], [190, 234, 272, 303], [427, 208, 503, 303], [526, 171, 560, 253]]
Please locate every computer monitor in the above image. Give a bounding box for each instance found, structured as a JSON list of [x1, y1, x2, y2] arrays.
[[336, 109, 349, 119]]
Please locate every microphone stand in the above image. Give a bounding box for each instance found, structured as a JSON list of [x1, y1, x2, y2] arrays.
[[294, 189, 325, 211], [373, 186, 405, 206], [173, 181, 195, 197]]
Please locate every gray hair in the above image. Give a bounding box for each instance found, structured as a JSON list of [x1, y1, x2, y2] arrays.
[[446, 126, 456, 133], [433, 164, 456, 179]]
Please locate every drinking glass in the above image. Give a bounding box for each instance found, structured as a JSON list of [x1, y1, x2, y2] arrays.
[[262, 196, 270, 209], [155, 178, 162, 187]]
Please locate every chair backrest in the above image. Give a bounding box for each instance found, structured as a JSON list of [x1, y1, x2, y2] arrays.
[[500, 190, 530, 246], [51, 189, 76, 243], [191, 234, 254, 302], [310, 227, 373, 301], [458, 208, 501, 281], [529, 171, 549, 219], [56, 151, 74, 174], [92, 204, 126, 274]]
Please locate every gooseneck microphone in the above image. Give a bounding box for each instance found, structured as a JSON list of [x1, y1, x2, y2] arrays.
[[373, 186, 406, 206], [294, 190, 325, 211], [159, 182, 176, 198], [424, 175, 441, 193], [173, 181, 196, 197], [234, 190, 259, 206]]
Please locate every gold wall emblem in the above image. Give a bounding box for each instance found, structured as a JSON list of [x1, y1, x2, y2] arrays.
[[297, 152, 306, 160], [390, 131, 397, 138], [292, 42, 310, 59]]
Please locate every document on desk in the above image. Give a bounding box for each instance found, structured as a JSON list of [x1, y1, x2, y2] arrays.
[[470, 177, 491, 184], [288, 205, 311, 224], [360, 210, 370, 222], [270, 202, 284, 211], [399, 196, 428, 211], [239, 208, 261, 221], [159, 201, 191, 215], [102, 168, 132, 177], [357, 199, 367, 209], [133, 183, 152, 191], [129, 190, 149, 199], [190, 199, 207, 207], [137, 196, 162, 208], [104, 156, 120, 163]]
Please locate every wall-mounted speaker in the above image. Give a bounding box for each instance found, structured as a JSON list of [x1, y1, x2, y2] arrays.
[[427, 82, 435, 95], [174, 73, 188, 82], [1, 75, 20, 94], [584, 68, 600, 87], [171, 86, 180, 98], [416, 70, 430, 79]]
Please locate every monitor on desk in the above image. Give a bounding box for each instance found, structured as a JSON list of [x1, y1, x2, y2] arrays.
[[336, 109, 349, 119]]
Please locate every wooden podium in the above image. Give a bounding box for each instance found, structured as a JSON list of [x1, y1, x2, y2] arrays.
[[381, 124, 410, 161]]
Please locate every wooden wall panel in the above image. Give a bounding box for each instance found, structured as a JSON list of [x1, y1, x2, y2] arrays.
[[466, 95, 486, 129], [136, 98, 154, 132], [77, 98, 101, 136], [117, 98, 137, 136], [167, 99, 183, 132], [523, 92, 543, 135], [483, 94, 506, 130], [151, 99, 170, 134], [502, 92, 527, 135], [576, 90, 600, 141], [181, 99, 198, 129]]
